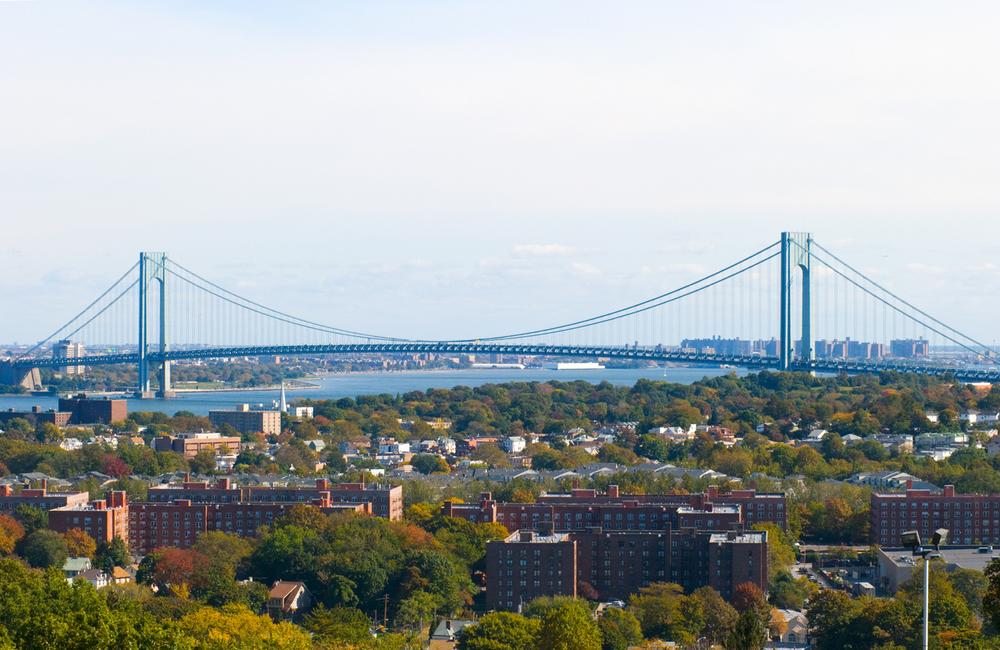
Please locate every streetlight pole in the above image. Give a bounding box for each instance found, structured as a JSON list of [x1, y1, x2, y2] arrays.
[[902, 528, 947, 650], [922, 555, 929, 650]]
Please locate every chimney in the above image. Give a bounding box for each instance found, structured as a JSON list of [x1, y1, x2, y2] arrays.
[[216, 478, 231, 490], [0, 485, 11, 496], [316, 478, 330, 490], [944, 485, 956, 497], [92, 500, 106, 510], [40, 478, 47, 494], [32, 405, 41, 413], [607, 485, 620, 499]]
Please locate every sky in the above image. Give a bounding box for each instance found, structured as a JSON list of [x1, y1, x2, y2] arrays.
[[1, 1, 999, 344]]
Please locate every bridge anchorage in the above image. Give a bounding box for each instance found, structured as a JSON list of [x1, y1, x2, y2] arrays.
[[4, 231, 999, 395]]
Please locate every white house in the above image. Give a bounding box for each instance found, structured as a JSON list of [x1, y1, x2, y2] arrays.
[[501, 436, 526, 454]]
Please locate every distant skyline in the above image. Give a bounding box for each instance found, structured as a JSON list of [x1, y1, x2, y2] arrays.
[[2, 2, 1000, 344]]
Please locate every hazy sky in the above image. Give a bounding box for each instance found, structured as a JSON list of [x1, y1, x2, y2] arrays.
[[2, 2, 999, 343]]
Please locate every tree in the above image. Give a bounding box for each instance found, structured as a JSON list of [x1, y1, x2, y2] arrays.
[[727, 607, 769, 650], [13, 504, 47, 536], [20, 529, 68, 568], [95, 536, 130, 572], [178, 603, 312, 649], [101, 455, 131, 478], [458, 612, 540, 650], [0, 515, 25, 555], [62, 528, 97, 559], [693, 586, 738, 645], [395, 589, 442, 631], [950, 567, 988, 617], [535, 599, 602, 650], [628, 582, 701, 643], [304, 605, 372, 644], [410, 454, 450, 475], [598, 606, 643, 650], [188, 448, 217, 475]]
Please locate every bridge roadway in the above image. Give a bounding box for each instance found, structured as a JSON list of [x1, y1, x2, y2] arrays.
[[7, 343, 1000, 382]]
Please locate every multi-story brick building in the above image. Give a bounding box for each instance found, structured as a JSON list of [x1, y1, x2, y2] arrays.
[[0, 406, 72, 427], [48, 491, 129, 545], [0, 482, 89, 514], [442, 485, 783, 533], [58, 394, 127, 424], [485, 523, 768, 610], [208, 405, 281, 436], [486, 528, 577, 611], [128, 496, 368, 555], [151, 433, 242, 458], [147, 477, 403, 521], [871, 484, 1000, 546]]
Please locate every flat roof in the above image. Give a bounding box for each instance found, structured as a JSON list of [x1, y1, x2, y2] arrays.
[[879, 546, 1000, 572]]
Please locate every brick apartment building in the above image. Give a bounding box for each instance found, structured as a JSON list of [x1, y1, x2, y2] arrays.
[[57, 394, 128, 424], [0, 482, 90, 514], [208, 405, 281, 436], [443, 485, 784, 533], [0, 406, 72, 427], [129, 495, 369, 555], [151, 433, 242, 458], [147, 477, 404, 521], [48, 491, 129, 544], [486, 523, 768, 610], [872, 484, 1000, 546]]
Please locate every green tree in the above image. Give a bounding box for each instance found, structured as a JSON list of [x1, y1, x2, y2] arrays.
[[727, 607, 768, 650], [95, 536, 130, 572], [410, 454, 450, 475], [535, 599, 601, 650], [395, 589, 442, 631], [304, 605, 373, 644], [693, 586, 738, 645], [598, 606, 643, 650], [21, 529, 68, 569], [457, 612, 540, 650], [13, 504, 47, 536]]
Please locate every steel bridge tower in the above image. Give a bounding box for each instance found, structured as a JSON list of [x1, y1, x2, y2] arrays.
[[137, 252, 173, 398], [779, 232, 812, 370]]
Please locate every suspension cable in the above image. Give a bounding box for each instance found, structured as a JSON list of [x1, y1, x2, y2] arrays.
[[16, 261, 140, 359]]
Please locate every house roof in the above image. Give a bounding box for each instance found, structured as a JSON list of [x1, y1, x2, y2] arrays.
[[431, 619, 476, 640], [63, 557, 92, 572], [111, 566, 131, 580], [269, 580, 306, 600]]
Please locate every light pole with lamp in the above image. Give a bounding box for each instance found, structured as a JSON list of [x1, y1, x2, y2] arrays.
[[901, 528, 948, 650]]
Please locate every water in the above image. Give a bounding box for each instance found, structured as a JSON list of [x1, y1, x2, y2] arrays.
[[0, 366, 745, 416]]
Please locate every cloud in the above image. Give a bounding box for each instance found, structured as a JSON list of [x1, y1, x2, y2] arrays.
[[570, 262, 601, 276], [905, 262, 946, 275], [512, 244, 575, 257]]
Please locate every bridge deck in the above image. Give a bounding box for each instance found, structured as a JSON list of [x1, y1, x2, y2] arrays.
[[7, 343, 999, 382]]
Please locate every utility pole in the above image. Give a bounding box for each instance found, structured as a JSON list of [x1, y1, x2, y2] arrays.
[[382, 594, 390, 629]]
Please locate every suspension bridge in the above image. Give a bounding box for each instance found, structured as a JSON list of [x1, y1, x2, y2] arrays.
[[3, 232, 998, 397]]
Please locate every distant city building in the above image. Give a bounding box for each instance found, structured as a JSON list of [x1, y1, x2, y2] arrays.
[[890, 338, 930, 358], [814, 338, 885, 360], [208, 404, 281, 436], [58, 394, 128, 425], [52, 339, 85, 375], [0, 406, 72, 427]]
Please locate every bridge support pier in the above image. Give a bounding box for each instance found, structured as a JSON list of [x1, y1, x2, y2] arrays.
[[779, 232, 812, 370]]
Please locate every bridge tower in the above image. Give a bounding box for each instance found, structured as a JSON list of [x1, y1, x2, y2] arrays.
[[779, 232, 812, 370], [137, 252, 172, 398]]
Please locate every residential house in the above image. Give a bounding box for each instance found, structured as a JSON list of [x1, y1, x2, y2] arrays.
[[267, 581, 312, 622], [429, 619, 476, 650]]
